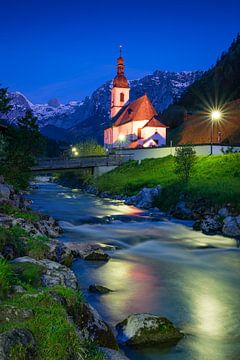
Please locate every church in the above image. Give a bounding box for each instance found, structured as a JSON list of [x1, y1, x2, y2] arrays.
[[104, 50, 168, 149]]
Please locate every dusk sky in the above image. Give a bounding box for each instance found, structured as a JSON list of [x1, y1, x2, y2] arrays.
[[1, 0, 239, 104]]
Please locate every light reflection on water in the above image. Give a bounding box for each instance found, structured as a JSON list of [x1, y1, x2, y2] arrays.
[[28, 182, 240, 360]]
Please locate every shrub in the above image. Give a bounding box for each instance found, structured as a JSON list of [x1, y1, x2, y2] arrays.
[[0, 204, 40, 221], [26, 235, 49, 260], [174, 145, 196, 182], [0, 258, 16, 299]]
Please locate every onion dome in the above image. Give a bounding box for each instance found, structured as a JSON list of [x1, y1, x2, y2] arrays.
[[113, 46, 129, 88]]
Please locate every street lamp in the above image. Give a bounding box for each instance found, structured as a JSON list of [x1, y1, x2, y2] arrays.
[[118, 134, 126, 149], [210, 110, 222, 155]]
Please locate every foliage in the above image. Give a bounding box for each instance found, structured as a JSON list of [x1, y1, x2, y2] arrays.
[[56, 169, 92, 188], [0, 226, 26, 257], [72, 139, 106, 157], [0, 107, 46, 190], [94, 154, 240, 210], [174, 145, 196, 182], [161, 104, 186, 130], [10, 262, 44, 288], [26, 235, 49, 260], [0, 204, 40, 221], [0, 258, 16, 299], [0, 86, 12, 117]]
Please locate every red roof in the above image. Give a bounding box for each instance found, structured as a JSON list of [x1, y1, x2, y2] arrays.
[[143, 116, 168, 128], [114, 94, 158, 126]]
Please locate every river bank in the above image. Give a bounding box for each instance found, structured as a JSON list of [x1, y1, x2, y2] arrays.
[[26, 180, 240, 360], [55, 154, 240, 240], [0, 178, 186, 360]]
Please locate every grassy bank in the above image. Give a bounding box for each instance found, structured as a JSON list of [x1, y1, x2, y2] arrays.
[[94, 154, 240, 210]]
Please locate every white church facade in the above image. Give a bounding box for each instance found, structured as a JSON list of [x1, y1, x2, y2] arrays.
[[104, 50, 168, 149]]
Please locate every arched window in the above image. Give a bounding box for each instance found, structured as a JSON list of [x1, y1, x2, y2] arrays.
[[120, 93, 125, 102]]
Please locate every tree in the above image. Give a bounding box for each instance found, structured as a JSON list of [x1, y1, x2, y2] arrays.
[[0, 86, 12, 121], [72, 140, 106, 157], [174, 145, 196, 182], [1, 110, 45, 189]]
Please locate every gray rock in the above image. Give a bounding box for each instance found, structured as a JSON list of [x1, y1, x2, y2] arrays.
[[11, 285, 26, 294], [0, 305, 33, 324], [13, 257, 78, 290], [125, 185, 161, 209], [89, 284, 113, 294], [218, 207, 229, 218], [0, 183, 11, 200], [200, 215, 222, 234], [0, 329, 36, 360], [116, 313, 183, 346], [84, 250, 109, 261], [76, 303, 118, 350], [46, 240, 74, 267], [172, 201, 192, 220], [222, 216, 240, 237], [0, 214, 14, 228], [100, 347, 130, 360]]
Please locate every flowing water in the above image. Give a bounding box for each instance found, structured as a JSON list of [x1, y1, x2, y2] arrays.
[[28, 180, 240, 360]]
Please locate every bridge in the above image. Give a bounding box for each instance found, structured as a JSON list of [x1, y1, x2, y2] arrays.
[[31, 154, 133, 176]]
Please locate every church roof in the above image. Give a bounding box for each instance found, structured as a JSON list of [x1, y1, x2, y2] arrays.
[[114, 94, 158, 126], [143, 116, 168, 128]]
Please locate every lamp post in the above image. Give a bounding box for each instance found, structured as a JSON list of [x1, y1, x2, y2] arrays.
[[118, 134, 126, 149], [210, 110, 221, 155]]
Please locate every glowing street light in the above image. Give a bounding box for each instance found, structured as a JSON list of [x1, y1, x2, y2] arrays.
[[118, 134, 126, 148], [71, 146, 77, 153], [210, 109, 222, 155]]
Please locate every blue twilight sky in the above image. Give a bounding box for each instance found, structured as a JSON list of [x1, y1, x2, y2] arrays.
[[0, 0, 239, 104]]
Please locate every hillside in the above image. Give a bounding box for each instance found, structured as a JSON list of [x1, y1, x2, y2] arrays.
[[170, 99, 240, 145], [178, 34, 240, 110]]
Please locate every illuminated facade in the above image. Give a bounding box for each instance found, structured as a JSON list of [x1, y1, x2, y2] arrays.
[[104, 50, 168, 149]]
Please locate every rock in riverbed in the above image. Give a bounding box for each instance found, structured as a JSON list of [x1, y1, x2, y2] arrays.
[[125, 186, 161, 209], [76, 303, 119, 350], [116, 313, 183, 346], [89, 284, 113, 294], [13, 257, 78, 290]]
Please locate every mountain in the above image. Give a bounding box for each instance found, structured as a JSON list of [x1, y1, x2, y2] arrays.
[[4, 70, 203, 142], [169, 34, 240, 145], [178, 34, 240, 110]]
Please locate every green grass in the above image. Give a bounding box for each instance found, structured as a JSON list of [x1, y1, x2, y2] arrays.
[[0, 204, 40, 222], [0, 288, 104, 360], [94, 154, 240, 210], [0, 259, 104, 360]]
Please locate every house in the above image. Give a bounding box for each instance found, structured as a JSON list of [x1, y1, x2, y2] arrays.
[[104, 50, 168, 149]]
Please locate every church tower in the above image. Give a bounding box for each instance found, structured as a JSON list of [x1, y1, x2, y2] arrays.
[[111, 47, 130, 118]]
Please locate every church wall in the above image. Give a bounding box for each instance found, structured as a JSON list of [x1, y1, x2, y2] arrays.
[[141, 127, 166, 145], [111, 87, 130, 118]]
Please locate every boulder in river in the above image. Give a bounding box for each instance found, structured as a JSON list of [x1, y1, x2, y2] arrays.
[[13, 256, 78, 290], [76, 303, 119, 350], [84, 249, 109, 261], [222, 216, 240, 237], [89, 284, 113, 294], [116, 313, 183, 346], [125, 186, 161, 209], [0, 328, 36, 360]]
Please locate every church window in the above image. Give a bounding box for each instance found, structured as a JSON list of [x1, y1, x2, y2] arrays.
[[120, 93, 125, 102]]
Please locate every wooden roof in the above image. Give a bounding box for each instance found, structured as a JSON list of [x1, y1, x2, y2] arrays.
[[143, 116, 168, 128]]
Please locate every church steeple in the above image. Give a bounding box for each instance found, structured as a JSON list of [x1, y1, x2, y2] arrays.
[[111, 47, 130, 118], [113, 46, 129, 88]]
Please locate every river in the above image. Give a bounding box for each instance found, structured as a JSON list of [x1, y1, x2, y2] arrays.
[[28, 180, 240, 360]]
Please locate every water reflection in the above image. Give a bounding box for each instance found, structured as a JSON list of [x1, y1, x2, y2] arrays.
[[28, 181, 240, 360]]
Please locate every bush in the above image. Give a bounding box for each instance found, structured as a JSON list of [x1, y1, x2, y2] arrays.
[[174, 145, 196, 182], [0, 258, 16, 299], [26, 235, 49, 260], [0, 204, 40, 222]]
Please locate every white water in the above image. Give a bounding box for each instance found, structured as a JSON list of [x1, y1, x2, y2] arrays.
[[28, 181, 240, 360]]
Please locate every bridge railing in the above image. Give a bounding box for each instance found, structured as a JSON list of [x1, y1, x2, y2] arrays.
[[32, 154, 133, 171]]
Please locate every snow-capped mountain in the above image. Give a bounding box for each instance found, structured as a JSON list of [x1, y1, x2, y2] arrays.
[[4, 69, 203, 141]]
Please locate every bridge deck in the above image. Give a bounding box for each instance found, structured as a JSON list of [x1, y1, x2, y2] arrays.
[[31, 154, 133, 171]]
